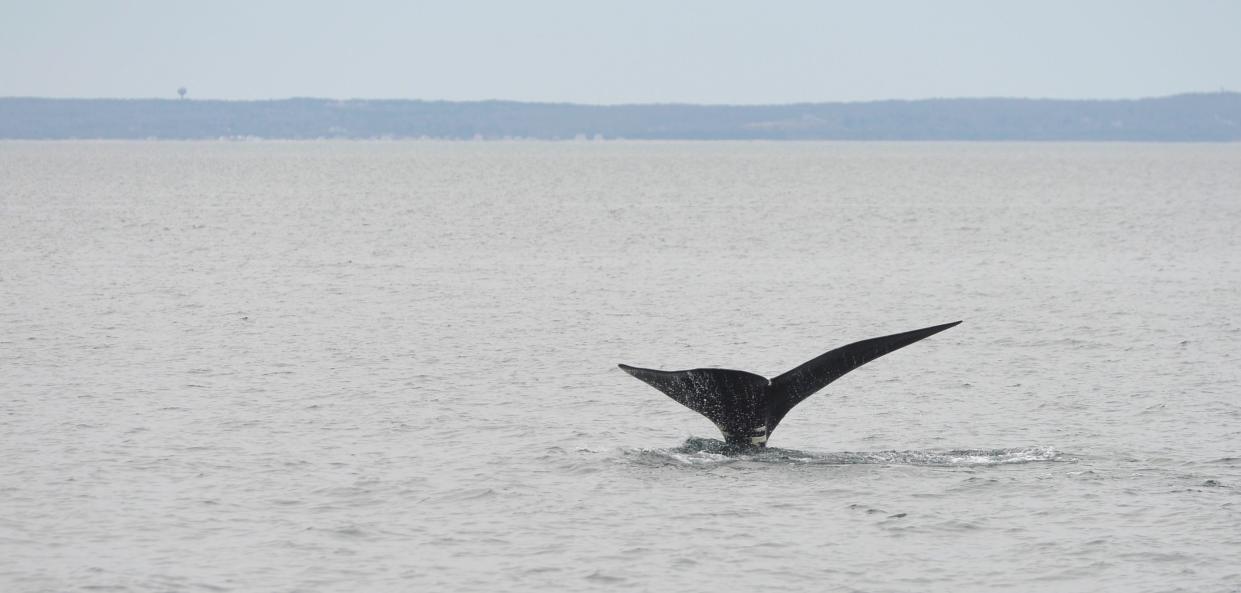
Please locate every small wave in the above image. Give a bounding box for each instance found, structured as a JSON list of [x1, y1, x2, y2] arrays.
[[623, 437, 1064, 467]]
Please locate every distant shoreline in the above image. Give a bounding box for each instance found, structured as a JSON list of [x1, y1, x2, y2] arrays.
[[3, 92, 1239, 141], [3, 139, 1239, 146]]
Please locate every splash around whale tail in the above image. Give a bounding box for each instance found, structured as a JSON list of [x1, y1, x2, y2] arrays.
[[618, 321, 961, 447]]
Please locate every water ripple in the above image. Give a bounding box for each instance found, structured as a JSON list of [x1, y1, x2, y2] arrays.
[[622, 437, 1066, 467]]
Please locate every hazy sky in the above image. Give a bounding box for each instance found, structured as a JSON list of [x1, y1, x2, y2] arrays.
[[2, 0, 1239, 104]]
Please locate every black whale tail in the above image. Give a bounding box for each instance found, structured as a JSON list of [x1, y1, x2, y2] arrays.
[[766, 320, 962, 427], [618, 321, 961, 447], [616, 364, 771, 440]]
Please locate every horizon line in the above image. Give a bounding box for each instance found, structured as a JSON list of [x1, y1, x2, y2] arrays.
[[2, 89, 1238, 108]]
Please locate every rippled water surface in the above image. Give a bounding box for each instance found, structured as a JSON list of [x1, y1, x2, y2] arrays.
[[2, 141, 1240, 592]]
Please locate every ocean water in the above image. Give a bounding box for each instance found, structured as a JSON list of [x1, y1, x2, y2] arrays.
[[1, 140, 1239, 593]]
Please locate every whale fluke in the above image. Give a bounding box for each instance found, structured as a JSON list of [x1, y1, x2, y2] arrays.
[[618, 321, 961, 447]]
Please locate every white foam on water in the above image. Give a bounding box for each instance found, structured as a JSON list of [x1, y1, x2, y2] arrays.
[[623, 440, 1065, 468]]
